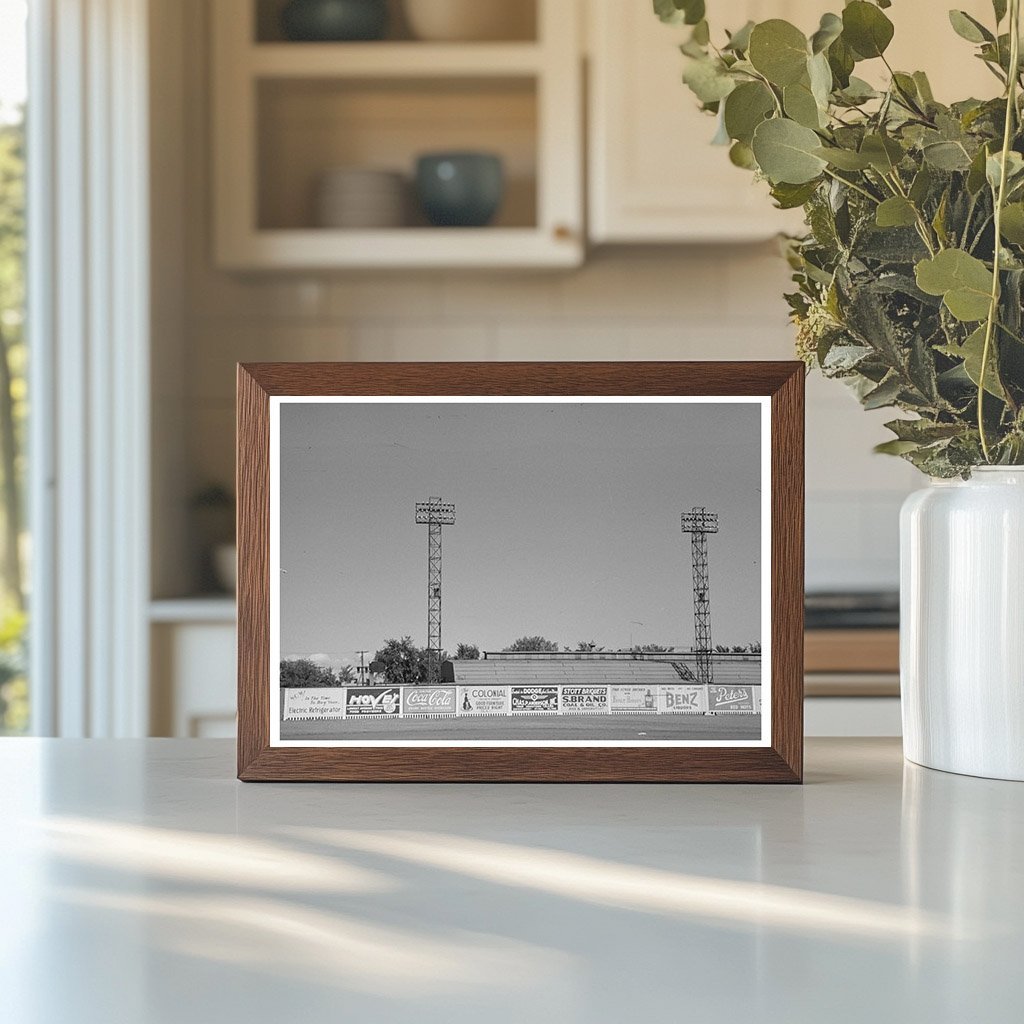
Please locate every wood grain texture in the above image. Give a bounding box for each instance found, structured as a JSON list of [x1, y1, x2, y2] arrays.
[[236, 361, 805, 783]]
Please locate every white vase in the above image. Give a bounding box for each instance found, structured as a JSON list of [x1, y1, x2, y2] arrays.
[[900, 467, 1024, 780]]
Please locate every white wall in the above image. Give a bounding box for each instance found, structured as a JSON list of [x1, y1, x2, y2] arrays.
[[159, 0, 920, 598]]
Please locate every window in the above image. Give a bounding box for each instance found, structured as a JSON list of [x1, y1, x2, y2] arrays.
[[0, 0, 28, 734]]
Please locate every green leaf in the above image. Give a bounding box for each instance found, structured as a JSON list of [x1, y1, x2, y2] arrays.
[[751, 118, 828, 184], [814, 145, 872, 170], [810, 12, 843, 54], [860, 133, 904, 173], [723, 81, 775, 144], [967, 144, 991, 193], [938, 325, 1006, 397], [682, 57, 736, 104], [808, 51, 833, 109], [948, 10, 994, 44], [748, 20, 809, 86], [923, 140, 973, 171], [915, 249, 994, 321], [654, 0, 705, 26], [862, 374, 903, 409], [986, 150, 1024, 191], [724, 20, 755, 52], [874, 439, 922, 455], [784, 80, 824, 129], [1000, 203, 1024, 244], [913, 71, 935, 104], [993, 0, 1008, 24], [729, 140, 757, 169], [909, 164, 933, 205], [842, 1, 895, 59], [827, 35, 856, 88], [771, 180, 820, 209], [876, 197, 918, 228]]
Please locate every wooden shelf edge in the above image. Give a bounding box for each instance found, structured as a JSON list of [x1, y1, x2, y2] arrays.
[[249, 42, 544, 79]]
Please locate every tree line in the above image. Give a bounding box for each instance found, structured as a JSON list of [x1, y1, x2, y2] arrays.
[[281, 635, 761, 688]]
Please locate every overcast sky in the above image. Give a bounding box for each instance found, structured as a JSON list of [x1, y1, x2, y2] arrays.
[[279, 401, 762, 665]]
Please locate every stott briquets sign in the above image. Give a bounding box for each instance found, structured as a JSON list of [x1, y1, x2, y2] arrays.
[[560, 686, 608, 713], [402, 686, 457, 716], [345, 687, 401, 716]]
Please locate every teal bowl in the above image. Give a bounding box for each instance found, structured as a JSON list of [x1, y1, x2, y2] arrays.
[[281, 0, 388, 42], [415, 153, 505, 228]]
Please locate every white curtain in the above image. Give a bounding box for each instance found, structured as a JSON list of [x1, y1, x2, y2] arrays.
[[28, 0, 150, 736]]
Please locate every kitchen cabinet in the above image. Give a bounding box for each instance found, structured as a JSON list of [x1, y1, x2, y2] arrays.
[[211, 0, 583, 269], [587, 0, 998, 244]]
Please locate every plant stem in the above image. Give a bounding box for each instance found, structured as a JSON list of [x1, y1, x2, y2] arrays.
[[979, 0, 1021, 462], [822, 167, 881, 205]]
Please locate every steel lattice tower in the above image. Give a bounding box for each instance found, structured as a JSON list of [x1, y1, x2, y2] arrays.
[[681, 507, 718, 686], [415, 497, 456, 685]]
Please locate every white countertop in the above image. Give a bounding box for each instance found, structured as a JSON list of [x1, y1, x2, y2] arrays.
[[0, 738, 1020, 1023]]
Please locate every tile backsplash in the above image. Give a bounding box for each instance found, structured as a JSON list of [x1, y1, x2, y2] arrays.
[[181, 246, 916, 593]]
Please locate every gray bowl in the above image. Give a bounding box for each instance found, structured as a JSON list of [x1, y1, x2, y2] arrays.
[[415, 152, 505, 228], [281, 0, 388, 42]]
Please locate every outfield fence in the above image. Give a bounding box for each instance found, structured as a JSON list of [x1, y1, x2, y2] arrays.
[[282, 683, 762, 722]]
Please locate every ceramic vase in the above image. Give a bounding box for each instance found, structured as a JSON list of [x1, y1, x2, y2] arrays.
[[900, 467, 1024, 780]]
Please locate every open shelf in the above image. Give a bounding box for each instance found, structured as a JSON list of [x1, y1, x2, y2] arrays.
[[213, 0, 582, 268], [257, 76, 538, 232]]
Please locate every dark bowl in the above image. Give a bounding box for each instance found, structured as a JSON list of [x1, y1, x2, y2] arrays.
[[281, 0, 388, 42], [415, 152, 505, 228]]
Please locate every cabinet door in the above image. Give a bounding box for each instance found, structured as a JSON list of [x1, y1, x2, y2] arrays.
[[587, 0, 996, 244], [587, 0, 809, 243]]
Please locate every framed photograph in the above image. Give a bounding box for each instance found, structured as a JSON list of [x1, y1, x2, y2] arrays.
[[237, 362, 804, 782]]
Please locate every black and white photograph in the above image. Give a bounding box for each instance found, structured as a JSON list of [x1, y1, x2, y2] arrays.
[[270, 397, 770, 747]]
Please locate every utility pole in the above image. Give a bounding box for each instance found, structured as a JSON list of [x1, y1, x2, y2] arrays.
[[414, 497, 456, 685], [680, 507, 718, 687], [355, 650, 369, 686]]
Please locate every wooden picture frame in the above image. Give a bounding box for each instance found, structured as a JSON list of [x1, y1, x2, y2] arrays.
[[237, 362, 804, 782]]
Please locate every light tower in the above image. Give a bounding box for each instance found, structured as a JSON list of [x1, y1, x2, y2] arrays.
[[414, 497, 456, 685], [680, 507, 718, 686]]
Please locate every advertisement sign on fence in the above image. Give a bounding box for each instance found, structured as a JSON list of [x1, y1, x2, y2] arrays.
[[458, 686, 511, 715], [511, 685, 559, 712], [609, 686, 657, 712], [658, 685, 706, 714], [345, 686, 401, 717], [560, 685, 609, 713], [708, 685, 756, 712], [282, 688, 347, 721], [402, 686, 457, 716]]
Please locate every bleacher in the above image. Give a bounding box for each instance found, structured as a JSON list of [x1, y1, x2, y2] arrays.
[[445, 656, 760, 687]]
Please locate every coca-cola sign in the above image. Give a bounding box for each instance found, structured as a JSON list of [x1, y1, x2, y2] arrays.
[[402, 686, 456, 716]]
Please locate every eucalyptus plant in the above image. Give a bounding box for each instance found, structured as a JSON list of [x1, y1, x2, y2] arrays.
[[657, 0, 1024, 476]]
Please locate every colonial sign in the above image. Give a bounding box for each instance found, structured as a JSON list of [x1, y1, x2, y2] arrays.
[[457, 686, 511, 715]]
